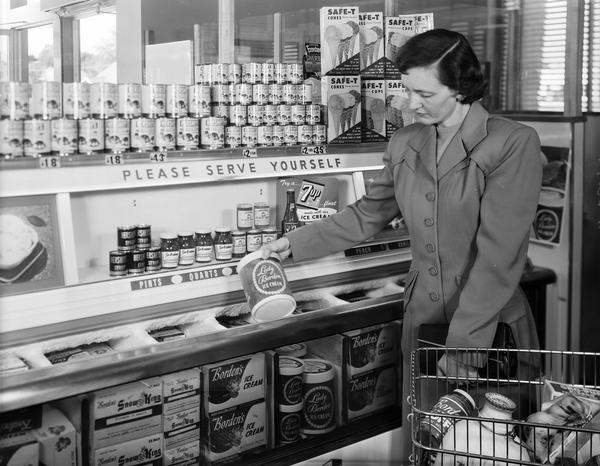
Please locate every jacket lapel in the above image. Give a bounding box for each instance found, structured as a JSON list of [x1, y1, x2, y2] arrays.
[[407, 124, 437, 180], [437, 102, 489, 179]]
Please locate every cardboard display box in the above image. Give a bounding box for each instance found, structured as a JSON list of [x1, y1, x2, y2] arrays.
[[320, 6, 361, 76]]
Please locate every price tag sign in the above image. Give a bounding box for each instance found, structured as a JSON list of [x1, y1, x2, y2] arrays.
[[301, 145, 326, 156], [242, 148, 257, 158], [105, 153, 124, 165], [149, 151, 168, 163], [38, 156, 61, 169]]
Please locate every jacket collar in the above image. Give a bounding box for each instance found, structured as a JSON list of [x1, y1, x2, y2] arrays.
[[405, 101, 489, 180]]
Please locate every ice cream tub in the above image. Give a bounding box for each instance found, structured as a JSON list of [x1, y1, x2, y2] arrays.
[[237, 250, 296, 322]]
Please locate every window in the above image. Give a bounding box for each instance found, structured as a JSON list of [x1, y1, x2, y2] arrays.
[[0, 33, 8, 81], [27, 23, 53, 82], [583, 0, 600, 112], [78, 11, 116, 82]]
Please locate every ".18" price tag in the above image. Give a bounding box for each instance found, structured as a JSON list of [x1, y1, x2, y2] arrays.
[[105, 153, 124, 165], [38, 156, 61, 168]]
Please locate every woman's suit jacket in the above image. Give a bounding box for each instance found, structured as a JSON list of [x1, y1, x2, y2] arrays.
[[286, 102, 542, 365]]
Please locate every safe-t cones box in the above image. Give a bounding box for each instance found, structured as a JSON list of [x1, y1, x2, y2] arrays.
[[384, 13, 434, 79], [385, 79, 412, 136], [359, 12, 385, 78], [322, 75, 361, 143], [320, 6, 361, 76]]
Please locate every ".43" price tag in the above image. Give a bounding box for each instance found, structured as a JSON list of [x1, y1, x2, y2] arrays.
[[149, 151, 168, 162], [300, 145, 326, 156]]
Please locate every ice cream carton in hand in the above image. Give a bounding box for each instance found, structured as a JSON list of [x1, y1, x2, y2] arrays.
[[322, 76, 361, 143], [384, 13, 434, 79], [361, 79, 386, 142], [320, 7, 361, 76], [385, 79, 412, 136], [359, 12, 385, 78]]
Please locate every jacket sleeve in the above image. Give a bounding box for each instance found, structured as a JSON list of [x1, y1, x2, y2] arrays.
[[286, 136, 402, 262], [445, 125, 542, 366]]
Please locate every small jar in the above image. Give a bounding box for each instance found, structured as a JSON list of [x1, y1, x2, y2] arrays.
[[237, 203, 254, 230], [261, 228, 278, 245], [214, 227, 233, 261], [160, 233, 180, 269], [194, 229, 213, 263], [178, 232, 195, 266], [246, 229, 262, 252], [232, 230, 247, 258], [128, 249, 146, 275], [253, 202, 271, 228]]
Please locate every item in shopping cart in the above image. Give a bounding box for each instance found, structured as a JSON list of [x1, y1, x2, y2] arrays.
[[416, 388, 477, 456], [548, 404, 600, 465], [237, 250, 296, 322], [434, 392, 530, 466]]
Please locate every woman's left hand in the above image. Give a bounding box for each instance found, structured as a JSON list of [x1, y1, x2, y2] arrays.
[[437, 353, 479, 384]]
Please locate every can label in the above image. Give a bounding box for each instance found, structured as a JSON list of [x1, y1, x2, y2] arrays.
[[306, 104, 321, 125], [247, 105, 264, 126], [301, 381, 336, 433], [257, 125, 273, 146], [283, 84, 298, 104], [176, 117, 199, 149], [51, 118, 78, 155], [162, 250, 180, 268], [297, 125, 313, 144], [4, 82, 30, 119], [195, 245, 213, 262], [291, 105, 306, 125], [262, 230, 278, 244], [274, 63, 287, 84], [252, 84, 269, 105], [277, 105, 291, 125], [228, 64, 242, 84], [263, 105, 277, 126], [199, 63, 212, 85], [63, 82, 91, 119], [230, 105, 247, 126], [0, 120, 24, 157], [23, 119, 52, 156], [118, 83, 142, 117], [268, 84, 283, 105], [118, 226, 137, 251], [110, 250, 128, 276], [287, 63, 303, 84], [214, 243, 233, 260], [104, 118, 130, 153], [78, 118, 105, 153], [312, 124, 326, 144], [32, 81, 62, 119], [243, 62, 262, 84], [211, 104, 230, 120], [141, 83, 166, 117], [261, 63, 275, 84], [278, 411, 301, 444], [131, 118, 156, 151], [225, 125, 242, 148], [156, 118, 176, 150], [166, 84, 189, 117], [237, 207, 254, 230], [246, 232, 262, 252], [242, 126, 257, 147], [254, 204, 270, 228], [272, 126, 285, 146], [236, 83, 253, 105], [211, 63, 229, 84], [179, 247, 195, 266], [128, 249, 146, 273], [232, 234, 247, 256], [189, 85, 212, 117], [91, 83, 118, 118], [284, 125, 297, 146], [299, 84, 313, 104], [200, 118, 225, 149], [211, 84, 231, 105]]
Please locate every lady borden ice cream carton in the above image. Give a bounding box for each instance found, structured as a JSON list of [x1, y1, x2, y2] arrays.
[[320, 6, 361, 76]]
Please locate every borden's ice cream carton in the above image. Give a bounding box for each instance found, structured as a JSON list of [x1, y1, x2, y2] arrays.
[[359, 12, 385, 78], [0, 431, 39, 466], [202, 353, 265, 413], [385, 79, 412, 136], [361, 79, 386, 142], [322, 75, 361, 143], [88, 377, 163, 450], [203, 399, 267, 464], [320, 6, 360, 76], [384, 13, 434, 79], [346, 365, 397, 422], [91, 433, 163, 466], [31, 405, 77, 466]]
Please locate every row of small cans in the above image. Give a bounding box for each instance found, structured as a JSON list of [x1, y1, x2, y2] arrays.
[[0, 116, 326, 156], [196, 62, 304, 85], [214, 103, 321, 127]]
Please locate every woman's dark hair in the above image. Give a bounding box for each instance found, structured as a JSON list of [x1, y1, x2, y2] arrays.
[[396, 29, 485, 104]]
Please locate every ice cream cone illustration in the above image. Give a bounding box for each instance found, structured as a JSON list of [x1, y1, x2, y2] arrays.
[[338, 24, 354, 63], [328, 94, 345, 137], [347, 21, 360, 58], [341, 93, 356, 132], [386, 32, 410, 65], [325, 25, 342, 69], [361, 26, 384, 68], [369, 97, 386, 134], [349, 89, 361, 129], [386, 95, 407, 128]]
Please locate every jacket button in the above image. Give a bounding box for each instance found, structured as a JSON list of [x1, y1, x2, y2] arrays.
[[426, 192, 435, 201], [429, 292, 439, 302], [424, 217, 434, 227], [429, 266, 438, 276], [425, 243, 436, 253]]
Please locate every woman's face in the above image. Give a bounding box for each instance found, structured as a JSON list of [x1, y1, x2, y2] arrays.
[[401, 65, 465, 127]]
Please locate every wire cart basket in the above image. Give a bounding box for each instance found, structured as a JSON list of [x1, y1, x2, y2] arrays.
[[409, 348, 600, 465]]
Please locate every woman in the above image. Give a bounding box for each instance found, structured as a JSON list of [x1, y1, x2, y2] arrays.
[[261, 29, 542, 378]]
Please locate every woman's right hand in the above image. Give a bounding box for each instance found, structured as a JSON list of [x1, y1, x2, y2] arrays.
[[259, 236, 292, 260]]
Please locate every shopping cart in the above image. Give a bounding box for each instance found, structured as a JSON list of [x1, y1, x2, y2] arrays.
[[409, 348, 599, 465]]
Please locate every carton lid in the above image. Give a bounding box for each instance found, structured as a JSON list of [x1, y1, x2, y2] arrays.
[[237, 250, 280, 271], [278, 356, 304, 376], [302, 358, 335, 383], [275, 343, 307, 358], [252, 294, 296, 322], [279, 401, 303, 413]]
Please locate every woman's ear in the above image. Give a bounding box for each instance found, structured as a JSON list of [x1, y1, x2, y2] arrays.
[[456, 94, 464, 102]]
